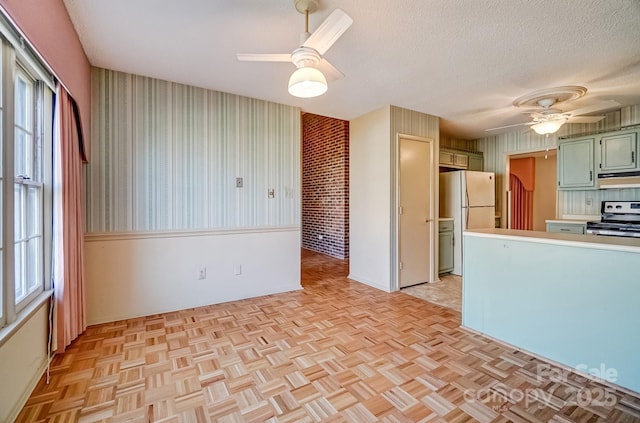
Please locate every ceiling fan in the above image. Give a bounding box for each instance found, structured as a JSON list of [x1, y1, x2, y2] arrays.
[[236, 0, 353, 98], [486, 86, 620, 135]]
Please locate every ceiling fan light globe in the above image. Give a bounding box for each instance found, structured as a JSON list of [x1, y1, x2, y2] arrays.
[[531, 118, 567, 135], [288, 67, 327, 98]]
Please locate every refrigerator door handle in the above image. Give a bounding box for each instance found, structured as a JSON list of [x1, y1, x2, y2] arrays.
[[465, 206, 469, 229]]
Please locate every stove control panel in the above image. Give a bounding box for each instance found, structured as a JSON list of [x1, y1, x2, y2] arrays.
[[602, 201, 640, 214]]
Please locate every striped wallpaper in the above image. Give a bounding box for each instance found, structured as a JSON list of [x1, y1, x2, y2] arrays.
[[390, 105, 440, 141], [439, 133, 477, 152], [476, 104, 640, 219], [85, 68, 301, 233]]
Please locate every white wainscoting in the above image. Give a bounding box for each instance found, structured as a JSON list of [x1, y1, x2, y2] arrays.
[[0, 304, 49, 423], [85, 227, 301, 325]]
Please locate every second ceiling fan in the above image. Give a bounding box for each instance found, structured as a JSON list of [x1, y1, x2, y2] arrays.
[[237, 0, 353, 98], [486, 86, 620, 135]]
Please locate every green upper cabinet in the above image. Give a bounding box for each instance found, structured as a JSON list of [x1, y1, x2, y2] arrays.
[[440, 149, 468, 169], [440, 148, 483, 170], [558, 137, 596, 189], [599, 131, 637, 172], [467, 152, 484, 171]]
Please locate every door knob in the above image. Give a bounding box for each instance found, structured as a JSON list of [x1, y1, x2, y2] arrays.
[[425, 219, 432, 223]]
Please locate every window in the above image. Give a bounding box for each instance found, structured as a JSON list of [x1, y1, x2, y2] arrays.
[[0, 33, 53, 331], [14, 68, 44, 310]]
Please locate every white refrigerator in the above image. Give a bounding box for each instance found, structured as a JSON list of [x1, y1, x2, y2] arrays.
[[440, 170, 495, 275]]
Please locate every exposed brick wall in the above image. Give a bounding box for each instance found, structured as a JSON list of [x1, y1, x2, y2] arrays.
[[302, 113, 349, 259]]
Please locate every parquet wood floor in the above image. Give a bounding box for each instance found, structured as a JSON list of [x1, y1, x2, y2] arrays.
[[15, 249, 640, 422]]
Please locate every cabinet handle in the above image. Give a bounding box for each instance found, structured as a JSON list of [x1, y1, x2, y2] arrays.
[[589, 170, 593, 181], [633, 151, 635, 163]]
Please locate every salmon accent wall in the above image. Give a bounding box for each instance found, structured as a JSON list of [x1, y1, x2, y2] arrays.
[[510, 157, 535, 191], [302, 113, 349, 259], [0, 0, 91, 160]]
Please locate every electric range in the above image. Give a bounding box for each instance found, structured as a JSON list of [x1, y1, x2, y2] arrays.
[[586, 201, 640, 238]]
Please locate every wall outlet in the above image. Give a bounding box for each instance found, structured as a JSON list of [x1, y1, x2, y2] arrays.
[[234, 264, 242, 276], [586, 198, 593, 207], [198, 267, 207, 280], [236, 177, 243, 188]]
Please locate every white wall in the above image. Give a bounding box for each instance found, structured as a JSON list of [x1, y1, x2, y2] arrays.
[[349, 106, 393, 291], [85, 228, 301, 325], [0, 304, 49, 423]]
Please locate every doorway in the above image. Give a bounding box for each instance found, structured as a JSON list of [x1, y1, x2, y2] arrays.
[[397, 135, 435, 288], [506, 149, 557, 230], [301, 113, 349, 259]]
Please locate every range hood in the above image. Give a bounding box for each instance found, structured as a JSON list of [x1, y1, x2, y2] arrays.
[[598, 170, 640, 189]]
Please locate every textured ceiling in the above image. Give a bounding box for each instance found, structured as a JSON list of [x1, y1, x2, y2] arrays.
[[63, 0, 640, 139]]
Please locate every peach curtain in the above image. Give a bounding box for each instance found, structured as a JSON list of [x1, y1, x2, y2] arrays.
[[53, 86, 86, 352]]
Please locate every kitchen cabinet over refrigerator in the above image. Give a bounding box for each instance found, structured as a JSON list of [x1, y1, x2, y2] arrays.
[[440, 171, 495, 275]]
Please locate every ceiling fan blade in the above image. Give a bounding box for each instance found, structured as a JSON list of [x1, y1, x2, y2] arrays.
[[568, 100, 620, 117], [567, 116, 605, 124], [236, 53, 292, 62], [317, 59, 344, 82], [303, 8, 353, 55], [485, 122, 533, 131]]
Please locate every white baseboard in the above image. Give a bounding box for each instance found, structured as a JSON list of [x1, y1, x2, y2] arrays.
[[347, 274, 391, 293]]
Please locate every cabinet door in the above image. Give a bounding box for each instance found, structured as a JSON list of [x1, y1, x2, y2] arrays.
[[468, 153, 484, 171], [558, 138, 595, 189], [600, 132, 637, 172], [440, 150, 454, 166], [438, 231, 454, 273], [453, 153, 468, 168]]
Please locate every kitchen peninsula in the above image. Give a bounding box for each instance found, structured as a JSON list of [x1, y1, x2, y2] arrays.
[[462, 229, 640, 394]]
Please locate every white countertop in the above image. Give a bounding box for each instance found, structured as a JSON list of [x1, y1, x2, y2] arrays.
[[545, 215, 601, 224], [545, 219, 592, 224], [465, 228, 640, 253], [561, 214, 601, 221]]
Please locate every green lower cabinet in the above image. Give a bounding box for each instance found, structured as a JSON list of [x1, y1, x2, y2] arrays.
[[546, 221, 586, 234], [438, 221, 454, 274]]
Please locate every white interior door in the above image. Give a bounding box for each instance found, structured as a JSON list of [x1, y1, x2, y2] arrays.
[[399, 137, 431, 288]]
